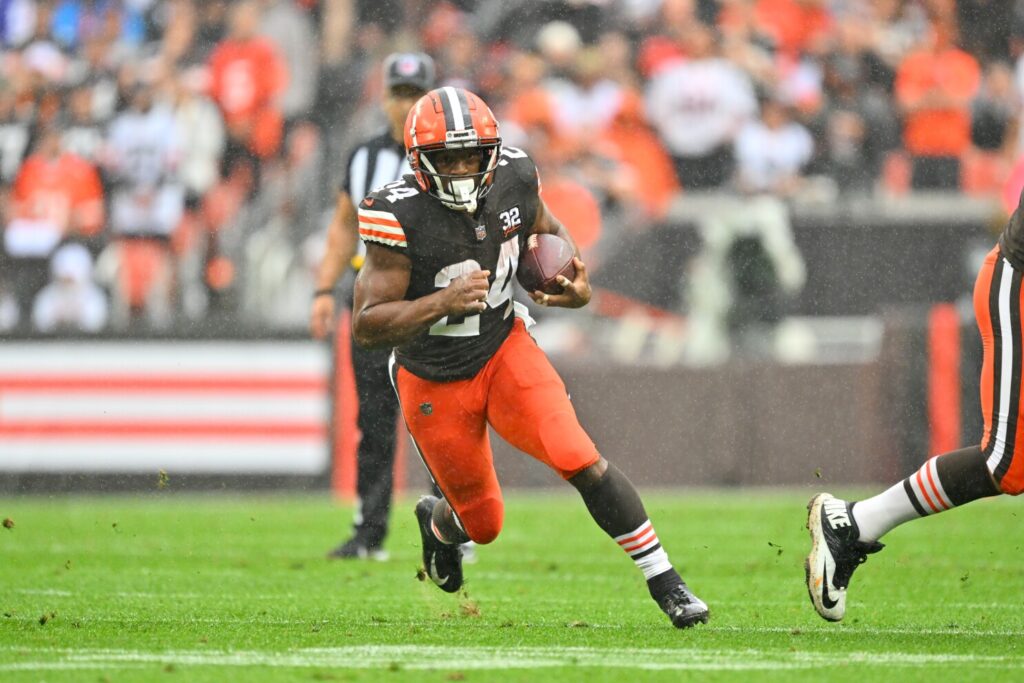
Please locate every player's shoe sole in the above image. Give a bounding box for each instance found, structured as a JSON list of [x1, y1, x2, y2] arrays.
[[805, 492, 844, 621]]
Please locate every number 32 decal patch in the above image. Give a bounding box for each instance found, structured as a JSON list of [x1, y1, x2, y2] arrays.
[[499, 206, 521, 237]]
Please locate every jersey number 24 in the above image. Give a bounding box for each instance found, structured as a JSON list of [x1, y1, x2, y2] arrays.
[[429, 237, 520, 337]]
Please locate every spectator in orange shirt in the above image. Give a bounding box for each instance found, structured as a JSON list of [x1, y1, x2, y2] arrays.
[[207, 0, 288, 184], [895, 21, 981, 190], [2, 126, 104, 320], [752, 0, 832, 58], [602, 90, 680, 220]]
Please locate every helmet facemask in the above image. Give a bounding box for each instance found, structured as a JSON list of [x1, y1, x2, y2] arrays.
[[416, 141, 500, 214]]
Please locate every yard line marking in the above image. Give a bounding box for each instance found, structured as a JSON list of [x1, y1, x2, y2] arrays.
[[2, 646, 1024, 673]]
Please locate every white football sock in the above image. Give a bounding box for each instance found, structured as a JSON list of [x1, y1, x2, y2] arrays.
[[614, 520, 673, 580], [851, 481, 924, 542]]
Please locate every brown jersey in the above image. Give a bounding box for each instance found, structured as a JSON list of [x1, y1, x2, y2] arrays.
[[357, 146, 541, 381]]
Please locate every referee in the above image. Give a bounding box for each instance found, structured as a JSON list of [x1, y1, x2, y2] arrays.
[[311, 52, 435, 560]]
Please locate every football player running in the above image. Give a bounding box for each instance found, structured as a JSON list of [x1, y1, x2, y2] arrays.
[[351, 87, 709, 629], [806, 190, 1024, 622]]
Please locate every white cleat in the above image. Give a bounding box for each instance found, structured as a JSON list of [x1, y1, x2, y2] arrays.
[[805, 493, 883, 622]]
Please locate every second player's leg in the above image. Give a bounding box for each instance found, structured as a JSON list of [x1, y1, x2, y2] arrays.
[[806, 246, 1010, 622], [977, 249, 1024, 494]]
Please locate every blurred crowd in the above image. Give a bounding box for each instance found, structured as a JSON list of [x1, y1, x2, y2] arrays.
[[1, 0, 1023, 336]]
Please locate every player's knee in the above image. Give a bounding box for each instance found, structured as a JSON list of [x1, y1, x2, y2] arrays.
[[567, 457, 607, 491], [459, 496, 503, 544]]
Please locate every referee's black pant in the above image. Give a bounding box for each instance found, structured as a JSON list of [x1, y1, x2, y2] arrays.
[[350, 341, 400, 548]]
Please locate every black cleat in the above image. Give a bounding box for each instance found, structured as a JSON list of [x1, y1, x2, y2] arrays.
[[652, 580, 709, 629], [805, 493, 884, 621], [415, 496, 463, 593]]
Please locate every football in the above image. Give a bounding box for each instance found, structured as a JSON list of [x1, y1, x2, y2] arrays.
[[517, 233, 577, 295]]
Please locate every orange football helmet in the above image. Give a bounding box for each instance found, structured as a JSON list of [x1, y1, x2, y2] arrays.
[[405, 87, 502, 213]]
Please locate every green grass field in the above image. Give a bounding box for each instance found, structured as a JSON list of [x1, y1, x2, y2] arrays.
[[2, 489, 1023, 682]]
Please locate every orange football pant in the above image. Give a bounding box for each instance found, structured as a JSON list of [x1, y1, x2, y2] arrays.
[[974, 246, 1024, 494], [393, 318, 601, 543]]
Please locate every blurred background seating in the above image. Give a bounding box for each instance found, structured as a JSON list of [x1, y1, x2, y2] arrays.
[[2, 0, 1023, 489], [0, 0, 1018, 347]]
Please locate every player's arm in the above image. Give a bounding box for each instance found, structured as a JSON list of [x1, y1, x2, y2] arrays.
[[352, 243, 490, 349], [310, 190, 358, 339], [527, 197, 591, 309]]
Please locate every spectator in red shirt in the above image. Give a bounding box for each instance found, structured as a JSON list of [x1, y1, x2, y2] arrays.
[[208, 0, 288, 183], [895, 21, 981, 190], [2, 125, 104, 320], [7, 126, 104, 242], [753, 0, 832, 58]]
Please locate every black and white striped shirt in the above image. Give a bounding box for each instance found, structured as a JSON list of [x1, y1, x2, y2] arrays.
[[340, 130, 411, 204]]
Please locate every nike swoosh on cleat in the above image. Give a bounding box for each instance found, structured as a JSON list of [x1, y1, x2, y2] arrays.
[[821, 558, 838, 609], [429, 556, 448, 586]]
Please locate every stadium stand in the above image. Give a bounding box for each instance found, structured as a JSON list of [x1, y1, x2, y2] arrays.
[[0, 0, 1020, 353]]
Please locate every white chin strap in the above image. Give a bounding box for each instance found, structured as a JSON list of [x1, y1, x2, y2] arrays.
[[445, 178, 478, 213]]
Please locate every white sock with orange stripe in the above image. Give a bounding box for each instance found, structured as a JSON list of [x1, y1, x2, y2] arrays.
[[849, 480, 922, 543], [573, 462, 678, 583], [852, 447, 1000, 542], [614, 520, 673, 580]]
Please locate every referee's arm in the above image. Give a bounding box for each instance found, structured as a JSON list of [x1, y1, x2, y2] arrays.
[[310, 190, 359, 339]]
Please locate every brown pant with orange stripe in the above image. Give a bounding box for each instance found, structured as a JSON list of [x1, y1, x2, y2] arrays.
[[974, 246, 1024, 494], [391, 319, 601, 543]]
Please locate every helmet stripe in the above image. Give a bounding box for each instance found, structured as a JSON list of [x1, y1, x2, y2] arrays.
[[455, 88, 472, 129], [442, 86, 468, 131], [439, 89, 456, 132]]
